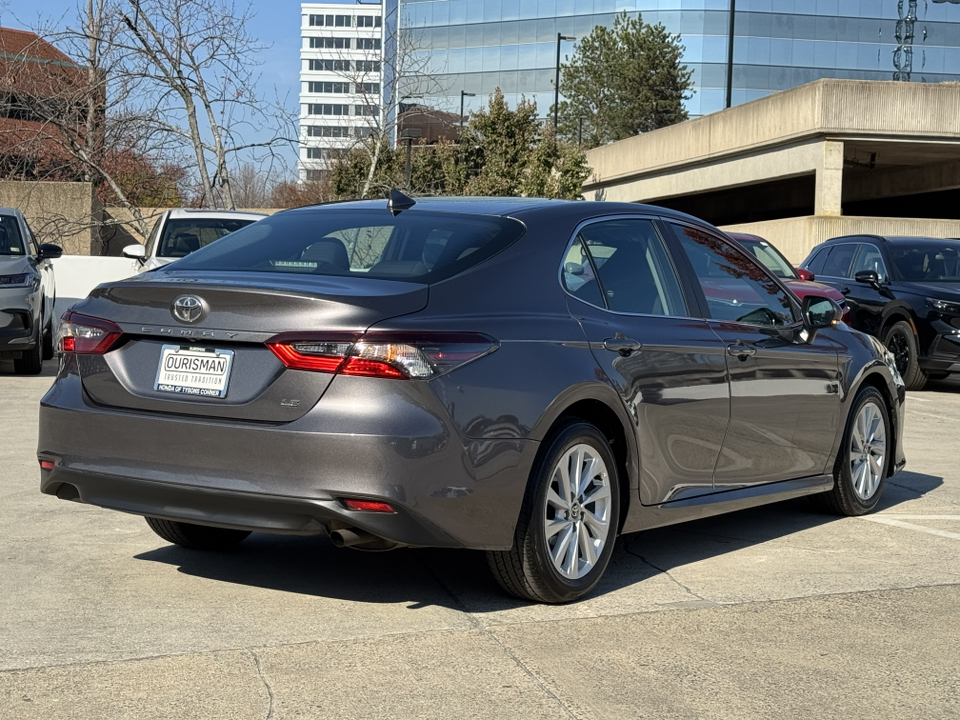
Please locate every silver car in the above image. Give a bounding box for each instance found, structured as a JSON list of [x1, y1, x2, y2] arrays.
[[0, 208, 62, 374], [122, 209, 267, 273]]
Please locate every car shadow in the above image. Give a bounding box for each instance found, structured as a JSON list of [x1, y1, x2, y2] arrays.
[[0, 358, 60, 377], [133, 469, 943, 611]]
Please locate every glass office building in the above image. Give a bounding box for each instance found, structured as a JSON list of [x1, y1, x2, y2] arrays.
[[392, 0, 960, 119]]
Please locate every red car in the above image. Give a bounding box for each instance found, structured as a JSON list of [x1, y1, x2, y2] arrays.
[[727, 232, 849, 323]]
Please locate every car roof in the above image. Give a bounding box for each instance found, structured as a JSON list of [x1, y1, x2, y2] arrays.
[[823, 234, 958, 245], [166, 209, 268, 220], [0, 207, 24, 218], [725, 232, 766, 244], [281, 196, 720, 228]]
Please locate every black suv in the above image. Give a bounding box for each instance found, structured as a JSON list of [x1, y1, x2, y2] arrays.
[[800, 235, 960, 390]]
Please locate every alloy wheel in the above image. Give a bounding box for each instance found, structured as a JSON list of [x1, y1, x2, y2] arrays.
[[848, 401, 887, 501], [542, 443, 612, 580], [886, 331, 910, 376]]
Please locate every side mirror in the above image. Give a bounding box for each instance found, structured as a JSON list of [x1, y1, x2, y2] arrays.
[[38, 243, 63, 260], [854, 269, 879, 285], [795, 267, 815, 282], [802, 295, 842, 331], [122, 244, 147, 261]]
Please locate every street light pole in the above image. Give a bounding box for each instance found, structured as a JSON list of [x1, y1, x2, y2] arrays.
[[725, 0, 736, 108], [460, 90, 475, 134], [554, 33, 575, 132]]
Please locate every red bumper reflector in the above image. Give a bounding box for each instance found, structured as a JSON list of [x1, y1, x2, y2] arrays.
[[39, 460, 55, 471], [343, 499, 395, 513]]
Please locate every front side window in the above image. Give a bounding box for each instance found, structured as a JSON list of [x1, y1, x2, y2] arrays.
[[169, 209, 525, 284], [563, 219, 686, 316], [671, 224, 796, 327], [0, 215, 25, 255], [819, 243, 859, 278], [851, 244, 888, 282]]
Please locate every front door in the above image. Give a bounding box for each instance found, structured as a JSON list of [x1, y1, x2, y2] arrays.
[[666, 223, 842, 488], [562, 217, 730, 505]]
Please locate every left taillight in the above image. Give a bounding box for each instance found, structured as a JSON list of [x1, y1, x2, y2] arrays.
[[58, 311, 124, 355], [266, 332, 497, 380]]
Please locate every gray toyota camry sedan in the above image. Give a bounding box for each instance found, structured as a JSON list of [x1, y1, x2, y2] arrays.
[[39, 195, 906, 603]]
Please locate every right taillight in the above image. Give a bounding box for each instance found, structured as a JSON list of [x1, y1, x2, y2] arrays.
[[266, 331, 497, 379], [58, 311, 124, 355]]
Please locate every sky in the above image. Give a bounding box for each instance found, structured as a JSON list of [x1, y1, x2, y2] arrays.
[[0, 0, 357, 176]]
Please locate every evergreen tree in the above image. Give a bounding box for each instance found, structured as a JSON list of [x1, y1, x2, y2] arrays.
[[556, 12, 693, 148]]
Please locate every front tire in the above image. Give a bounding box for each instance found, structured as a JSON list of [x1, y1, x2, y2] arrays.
[[487, 422, 620, 603], [42, 316, 54, 361], [816, 386, 890, 516], [145, 517, 251, 550], [883, 320, 927, 391]]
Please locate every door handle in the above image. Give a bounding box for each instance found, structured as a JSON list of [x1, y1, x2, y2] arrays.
[[603, 336, 642, 356], [726, 342, 757, 359], [840, 286, 851, 296]]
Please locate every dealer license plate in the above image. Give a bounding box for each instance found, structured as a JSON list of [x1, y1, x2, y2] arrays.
[[154, 345, 235, 398]]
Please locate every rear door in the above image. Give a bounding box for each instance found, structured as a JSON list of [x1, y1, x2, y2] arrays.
[[563, 216, 730, 505], [666, 222, 842, 488]]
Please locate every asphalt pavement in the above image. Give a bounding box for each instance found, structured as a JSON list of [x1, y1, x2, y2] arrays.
[[1, 361, 958, 719]]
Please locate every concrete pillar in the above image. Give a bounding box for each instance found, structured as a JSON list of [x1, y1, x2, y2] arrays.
[[815, 140, 844, 216]]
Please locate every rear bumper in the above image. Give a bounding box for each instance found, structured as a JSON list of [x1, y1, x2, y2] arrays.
[[38, 370, 537, 550], [41, 466, 461, 547]]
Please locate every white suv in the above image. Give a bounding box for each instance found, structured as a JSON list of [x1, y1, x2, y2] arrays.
[[122, 209, 266, 272]]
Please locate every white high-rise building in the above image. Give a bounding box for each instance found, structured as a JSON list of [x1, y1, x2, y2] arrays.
[[299, 2, 383, 182]]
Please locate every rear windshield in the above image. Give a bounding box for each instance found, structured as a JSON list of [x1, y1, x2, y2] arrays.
[[167, 209, 526, 282], [0, 215, 25, 255], [890, 243, 960, 282], [158, 217, 260, 258]]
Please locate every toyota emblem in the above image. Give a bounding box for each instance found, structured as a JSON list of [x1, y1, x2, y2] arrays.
[[171, 295, 206, 324]]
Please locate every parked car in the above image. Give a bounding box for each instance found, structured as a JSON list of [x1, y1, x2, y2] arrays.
[[727, 232, 849, 322], [122, 209, 267, 272], [800, 234, 960, 390], [40, 195, 905, 603], [0, 208, 62, 374]]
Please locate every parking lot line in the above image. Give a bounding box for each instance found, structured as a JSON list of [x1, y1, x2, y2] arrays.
[[860, 515, 960, 541]]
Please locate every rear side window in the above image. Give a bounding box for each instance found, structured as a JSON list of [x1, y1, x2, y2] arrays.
[[169, 209, 526, 283], [159, 218, 259, 258], [0, 215, 25, 255], [563, 218, 686, 316], [819, 243, 859, 278]]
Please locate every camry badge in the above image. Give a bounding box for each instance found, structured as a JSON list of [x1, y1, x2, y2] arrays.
[[171, 295, 206, 324]]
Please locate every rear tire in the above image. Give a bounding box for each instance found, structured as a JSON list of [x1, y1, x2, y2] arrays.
[[815, 385, 890, 516], [883, 320, 927, 391], [13, 326, 42, 375], [486, 422, 620, 603], [145, 517, 251, 550]]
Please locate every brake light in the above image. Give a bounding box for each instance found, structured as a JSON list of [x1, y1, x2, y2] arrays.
[[58, 311, 123, 355], [266, 331, 497, 379]]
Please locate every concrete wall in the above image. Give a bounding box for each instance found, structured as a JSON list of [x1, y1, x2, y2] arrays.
[[585, 79, 960, 199], [720, 215, 960, 265], [0, 181, 99, 254]]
